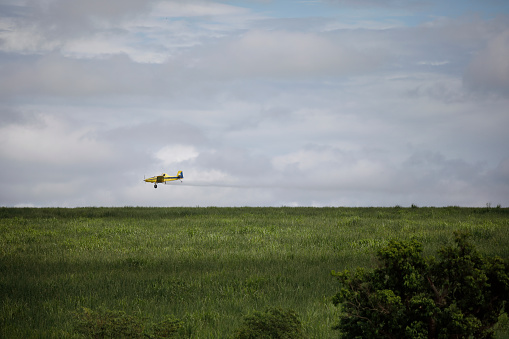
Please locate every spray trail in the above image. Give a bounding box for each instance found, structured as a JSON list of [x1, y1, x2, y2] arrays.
[[177, 181, 263, 188], [175, 181, 332, 191]]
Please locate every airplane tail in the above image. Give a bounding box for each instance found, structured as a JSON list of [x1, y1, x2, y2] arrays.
[[177, 171, 184, 179]]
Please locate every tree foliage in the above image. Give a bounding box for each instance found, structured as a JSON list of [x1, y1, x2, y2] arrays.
[[233, 307, 307, 339], [332, 232, 509, 338]]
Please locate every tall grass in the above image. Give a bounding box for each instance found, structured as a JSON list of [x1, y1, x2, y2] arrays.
[[0, 207, 508, 337]]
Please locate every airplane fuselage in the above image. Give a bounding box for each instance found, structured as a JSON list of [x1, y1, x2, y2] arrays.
[[144, 171, 184, 188]]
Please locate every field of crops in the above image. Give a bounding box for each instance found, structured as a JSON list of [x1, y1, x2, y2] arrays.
[[1, 206, 508, 338]]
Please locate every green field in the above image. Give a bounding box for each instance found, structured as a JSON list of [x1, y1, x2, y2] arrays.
[[1, 206, 508, 338]]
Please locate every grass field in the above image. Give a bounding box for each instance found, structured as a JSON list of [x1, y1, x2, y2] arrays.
[[1, 206, 508, 338]]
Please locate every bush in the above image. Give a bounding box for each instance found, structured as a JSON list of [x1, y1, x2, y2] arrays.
[[332, 231, 509, 338], [73, 307, 182, 338], [73, 307, 146, 338], [234, 307, 307, 339], [152, 316, 183, 338]]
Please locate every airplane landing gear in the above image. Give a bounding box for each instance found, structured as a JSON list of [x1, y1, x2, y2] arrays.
[[154, 184, 157, 188]]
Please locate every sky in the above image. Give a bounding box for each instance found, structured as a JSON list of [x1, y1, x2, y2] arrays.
[[0, 0, 508, 207]]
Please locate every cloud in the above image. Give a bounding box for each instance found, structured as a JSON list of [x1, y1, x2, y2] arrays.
[[0, 113, 113, 168], [272, 144, 394, 191], [0, 0, 153, 55], [322, 0, 429, 9], [195, 29, 384, 78], [464, 29, 509, 95], [191, 146, 273, 179], [417, 60, 450, 66], [489, 158, 509, 202], [155, 145, 200, 167], [0, 52, 170, 98], [153, 1, 252, 18], [0, 0, 260, 63], [102, 121, 208, 149], [26, 0, 152, 36]]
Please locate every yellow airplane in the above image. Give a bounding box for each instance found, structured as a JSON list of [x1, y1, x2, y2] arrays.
[[144, 171, 183, 188]]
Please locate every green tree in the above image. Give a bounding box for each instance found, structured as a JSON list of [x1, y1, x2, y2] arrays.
[[233, 307, 307, 339], [332, 232, 509, 338]]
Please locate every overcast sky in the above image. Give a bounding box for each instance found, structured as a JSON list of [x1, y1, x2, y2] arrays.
[[1, 0, 508, 207]]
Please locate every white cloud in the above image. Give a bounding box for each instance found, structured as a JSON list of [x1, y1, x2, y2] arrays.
[[0, 53, 166, 98], [195, 29, 384, 78], [464, 29, 509, 95], [0, 114, 112, 167], [153, 1, 252, 18], [155, 145, 199, 167], [417, 60, 450, 66]]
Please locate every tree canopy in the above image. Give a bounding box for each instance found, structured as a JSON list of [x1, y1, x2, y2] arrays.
[[332, 232, 509, 338]]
